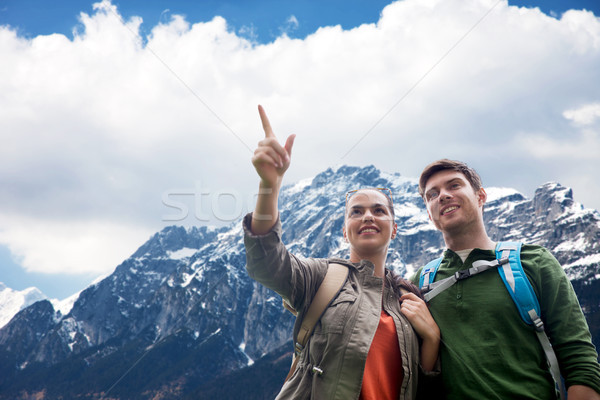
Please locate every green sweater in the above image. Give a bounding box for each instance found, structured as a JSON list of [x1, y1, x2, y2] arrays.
[[411, 245, 600, 400]]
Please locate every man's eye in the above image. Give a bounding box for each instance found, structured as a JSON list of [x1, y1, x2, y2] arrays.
[[427, 192, 439, 201]]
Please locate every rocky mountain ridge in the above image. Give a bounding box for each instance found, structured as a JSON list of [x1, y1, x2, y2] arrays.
[[0, 165, 598, 399]]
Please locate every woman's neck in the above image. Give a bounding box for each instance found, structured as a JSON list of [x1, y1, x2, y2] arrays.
[[350, 251, 387, 277]]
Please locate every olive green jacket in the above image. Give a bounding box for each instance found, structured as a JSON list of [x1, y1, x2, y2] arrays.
[[243, 213, 422, 400], [411, 245, 600, 399]]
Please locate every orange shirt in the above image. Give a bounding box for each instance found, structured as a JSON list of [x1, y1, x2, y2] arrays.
[[359, 309, 403, 400]]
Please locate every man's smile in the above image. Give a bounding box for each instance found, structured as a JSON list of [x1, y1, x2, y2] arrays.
[[441, 205, 459, 216]]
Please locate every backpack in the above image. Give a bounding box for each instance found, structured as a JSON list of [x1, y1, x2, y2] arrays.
[[282, 262, 349, 382], [282, 262, 419, 382], [418, 241, 566, 400]]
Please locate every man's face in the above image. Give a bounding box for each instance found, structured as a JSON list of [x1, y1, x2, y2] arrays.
[[422, 170, 486, 235]]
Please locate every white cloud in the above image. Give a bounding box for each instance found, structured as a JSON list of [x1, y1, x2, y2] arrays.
[[238, 23, 259, 42], [514, 129, 600, 159], [0, 214, 151, 275], [563, 103, 600, 126], [1, 0, 600, 276], [286, 15, 300, 31]]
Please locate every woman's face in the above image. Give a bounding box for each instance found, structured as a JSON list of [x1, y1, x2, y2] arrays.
[[343, 189, 397, 258]]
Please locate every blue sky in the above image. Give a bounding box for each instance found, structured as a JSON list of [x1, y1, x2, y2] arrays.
[[1, 0, 599, 299], [2, 0, 599, 43], [1, 0, 392, 43]]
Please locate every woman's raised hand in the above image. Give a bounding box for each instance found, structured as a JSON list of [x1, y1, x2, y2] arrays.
[[252, 105, 296, 189], [250, 105, 296, 235]]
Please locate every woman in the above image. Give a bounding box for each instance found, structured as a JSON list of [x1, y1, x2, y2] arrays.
[[243, 105, 439, 399]]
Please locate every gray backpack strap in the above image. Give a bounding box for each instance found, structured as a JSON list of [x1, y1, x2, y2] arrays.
[[531, 310, 565, 400], [284, 262, 349, 382], [423, 257, 509, 302]]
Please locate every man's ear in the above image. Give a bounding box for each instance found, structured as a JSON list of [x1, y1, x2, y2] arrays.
[[342, 226, 348, 242], [478, 188, 487, 207]]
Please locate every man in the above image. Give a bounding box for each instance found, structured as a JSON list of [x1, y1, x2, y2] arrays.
[[411, 159, 600, 400]]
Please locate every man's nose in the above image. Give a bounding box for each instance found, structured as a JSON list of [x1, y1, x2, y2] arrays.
[[438, 189, 452, 202]]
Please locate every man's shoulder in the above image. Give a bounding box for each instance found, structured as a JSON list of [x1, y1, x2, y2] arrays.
[[518, 243, 555, 262], [506, 243, 563, 284], [493, 241, 555, 263], [519, 243, 547, 251]]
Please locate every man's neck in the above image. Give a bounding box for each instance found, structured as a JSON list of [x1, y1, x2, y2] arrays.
[[443, 229, 495, 252]]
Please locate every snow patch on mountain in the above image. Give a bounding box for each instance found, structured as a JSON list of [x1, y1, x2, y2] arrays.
[[485, 187, 523, 202], [287, 177, 312, 194], [168, 247, 197, 260], [564, 253, 600, 269], [50, 291, 81, 319], [239, 341, 255, 366], [554, 233, 588, 253]]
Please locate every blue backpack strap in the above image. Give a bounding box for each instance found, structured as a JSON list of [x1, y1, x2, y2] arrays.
[[495, 241, 541, 325], [495, 241, 566, 400], [419, 257, 443, 291]]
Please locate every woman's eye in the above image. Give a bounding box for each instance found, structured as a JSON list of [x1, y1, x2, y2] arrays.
[[375, 208, 386, 214]]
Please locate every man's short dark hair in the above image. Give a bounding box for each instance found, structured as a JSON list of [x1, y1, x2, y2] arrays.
[[418, 159, 483, 198]]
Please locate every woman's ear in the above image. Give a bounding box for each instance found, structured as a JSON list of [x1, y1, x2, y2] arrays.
[[391, 223, 397, 239]]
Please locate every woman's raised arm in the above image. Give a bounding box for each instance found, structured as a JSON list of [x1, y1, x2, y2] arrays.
[[250, 105, 296, 235]]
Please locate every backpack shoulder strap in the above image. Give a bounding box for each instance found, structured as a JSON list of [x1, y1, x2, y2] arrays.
[[495, 241, 566, 400], [420, 254, 507, 302], [419, 257, 443, 290], [284, 262, 349, 382], [295, 263, 349, 350], [495, 241, 541, 324]]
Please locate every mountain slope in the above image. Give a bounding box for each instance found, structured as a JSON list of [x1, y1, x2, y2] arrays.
[[0, 165, 598, 399]]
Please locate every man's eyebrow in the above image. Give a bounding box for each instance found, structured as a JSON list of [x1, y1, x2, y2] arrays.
[[426, 178, 463, 193]]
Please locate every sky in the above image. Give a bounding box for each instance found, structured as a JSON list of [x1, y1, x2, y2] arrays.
[[1, 0, 599, 299]]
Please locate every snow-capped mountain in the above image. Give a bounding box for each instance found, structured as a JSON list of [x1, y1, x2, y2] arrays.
[[0, 165, 598, 399], [0, 283, 47, 328], [0, 284, 80, 333]]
